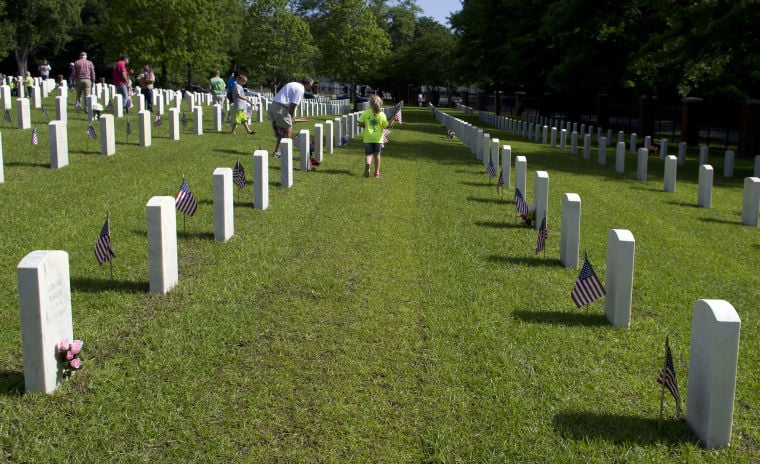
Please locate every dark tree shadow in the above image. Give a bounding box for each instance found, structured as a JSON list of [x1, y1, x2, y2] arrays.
[[699, 217, 742, 226], [6, 161, 49, 168], [461, 181, 494, 187], [71, 276, 149, 294], [512, 309, 609, 327], [553, 411, 695, 446], [487, 255, 564, 267], [475, 220, 524, 229], [467, 196, 504, 205], [177, 230, 215, 240], [0, 371, 25, 396], [312, 168, 354, 176]]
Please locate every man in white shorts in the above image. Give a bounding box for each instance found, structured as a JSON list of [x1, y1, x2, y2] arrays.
[[268, 77, 313, 158]]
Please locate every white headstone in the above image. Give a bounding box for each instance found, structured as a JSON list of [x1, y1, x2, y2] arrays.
[[629, 133, 637, 153], [678, 141, 687, 165], [686, 299, 741, 449], [113, 94, 124, 118], [314, 124, 324, 163], [699, 145, 709, 165], [0, 84, 10, 109], [490, 138, 499, 173], [253, 150, 269, 210], [48, 120, 68, 169], [280, 138, 293, 188], [17, 98, 31, 129], [193, 106, 203, 135], [17, 250, 73, 393], [637, 148, 649, 182], [724, 150, 735, 177], [213, 168, 234, 242], [515, 156, 527, 199], [604, 229, 635, 328], [741, 177, 760, 226], [560, 193, 581, 269], [501, 145, 511, 189], [325, 120, 334, 154], [168, 107, 180, 141], [138, 110, 152, 147], [86, 94, 97, 121], [550, 127, 557, 147], [146, 196, 178, 294], [754, 156, 760, 177], [644, 135, 652, 151], [481, 133, 491, 166], [697, 165, 714, 208], [615, 141, 625, 173], [212, 104, 223, 132], [299, 129, 310, 172], [55, 95, 67, 122], [583, 134, 591, 160], [664, 155, 677, 193], [570, 131, 578, 155], [533, 171, 549, 231], [660, 138, 668, 159], [560, 128, 567, 151], [0, 132, 3, 183], [333, 117, 342, 148], [99, 114, 115, 156], [598, 136, 607, 165], [542, 125, 548, 145]]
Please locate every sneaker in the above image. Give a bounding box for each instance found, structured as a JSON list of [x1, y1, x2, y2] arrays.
[[364, 164, 370, 177], [374, 172, 381, 178], [248, 130, 257, 135], [273, 152, 281, 159]]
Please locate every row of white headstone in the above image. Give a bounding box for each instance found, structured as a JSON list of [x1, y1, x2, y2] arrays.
[[433, 103, 742, 450], [14, 106, 367, 394]]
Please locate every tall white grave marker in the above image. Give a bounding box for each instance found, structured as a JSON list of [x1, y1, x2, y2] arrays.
[[664, 155, 677, 193], [146, 196, 178, 294], [17, 250, 73, 393], [48, 120, 68, 169], [213, 168, 234, 242], [686, 299, 741, 449], [560, 193, 581, 269], [501, 145, 511, 189], [254, 150, 269, 209], [514, 156, 527, 200], [741, 177, 760, 226], [138, 110, 151, 147], [697, 165, 713, 208], [534, 171, 549, 231], [99, 114, 115, 156], [604, 229, 635, 328], [280, 138, 293, 188], [637, 148, 649, 182]]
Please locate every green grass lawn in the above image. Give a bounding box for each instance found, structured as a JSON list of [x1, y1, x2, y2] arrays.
[[0, 95, 758, 462]]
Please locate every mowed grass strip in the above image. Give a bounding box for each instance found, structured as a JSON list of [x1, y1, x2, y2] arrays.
[[0, 100, 758, 462]]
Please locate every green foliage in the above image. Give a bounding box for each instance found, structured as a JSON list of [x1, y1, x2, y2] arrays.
[[99, 0, 245, 87]]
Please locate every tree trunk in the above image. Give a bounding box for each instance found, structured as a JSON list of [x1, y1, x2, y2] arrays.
[[15, 45, 30, 77]]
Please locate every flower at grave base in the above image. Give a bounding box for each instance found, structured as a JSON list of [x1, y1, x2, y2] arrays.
[[69, 358, 82, 369], [66, 350, 74, 361], [70, 340, 83, 355], [57, 339, 70, 352]]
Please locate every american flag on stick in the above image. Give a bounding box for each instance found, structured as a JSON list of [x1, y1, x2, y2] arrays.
[[126, 118, 132, 135], [181, 111, 188, 127], [153, 114, 162, 126], [496, 173, 504, 195], [535, 216, 547, 254], [382, 129, 391, 145], [31, 127, 38, 145], [571, 256, 606, 307], [514, 188, 528, 216], [486, 159, 497, 178], [87, 123, 97, 140], [41, 104, 48, 118], [3, 109, 11, 124], [94, 218, 115, 265], [657, 336, 682, 416], [232, 160, 246, 189], [175, 177, 198, 216]]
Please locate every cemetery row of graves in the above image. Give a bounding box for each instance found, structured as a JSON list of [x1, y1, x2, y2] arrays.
[[0, 77, 757, 460]]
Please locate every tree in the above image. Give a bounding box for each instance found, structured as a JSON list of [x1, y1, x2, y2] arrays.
[[0, 1, 14, 59], [236, 0, 318, 92], [4, 0, 85, 76], [311, 0, 391, 107], [100, 0, 245, 88]]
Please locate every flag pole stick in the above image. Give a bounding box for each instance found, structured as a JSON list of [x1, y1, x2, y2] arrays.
[[107, 211, 114, 288]]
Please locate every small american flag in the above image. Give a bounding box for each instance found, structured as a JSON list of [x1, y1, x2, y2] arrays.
[[87, 124, 97, 140], [486, 159, 497, 178], [3, 109, 11, 123], [41, 104, 48, 118], [94, 218, 115, 265], [657, 336, 682, 415], [153, 114, 162, 126], [496, 173, 504, 195], [382, 129, 391, 144], [31, 127, 38, 145], [75, 101, 82, 112], [571, 256, 606, 307], [181, 112, 188, 127], [514, 188, 528, 216], [126, 118, 132, 135], [232, 160, 246, 189], [175, 178, 198, 216], [126, 97, 133, 110], [391, 109, 402, 125], [535, 216, 547, 254]]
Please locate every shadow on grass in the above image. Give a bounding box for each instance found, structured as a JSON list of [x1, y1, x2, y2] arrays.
[[177, 230, 215, 240], [0, 371, 25, 396], [699, 217, 742, 226], [72, 277, 149, 293], [475, 220, 524, 229], [487, 255, 565, 267], [461, 181, 494, 187], [467, 196, 504, 204], [513, 309, 608, 327], [211, 148, 246, 155], [666, 200, 701, 208], [313, 168, 353, 176], [553, 411, 695, 446]]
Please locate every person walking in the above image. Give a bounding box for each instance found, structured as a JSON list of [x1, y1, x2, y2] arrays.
[[357, 95, 389, 178], [112, 54, 131, 113], [72, 52, 95, 109], [267, 77, 313, 158], [209, 70, 226, 107], [137, 64, 155, 112], [230, 74, 255, 135], [38, 60, 51, 80]]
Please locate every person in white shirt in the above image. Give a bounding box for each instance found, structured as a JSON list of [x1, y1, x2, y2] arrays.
[[267, 77, 313, 158]]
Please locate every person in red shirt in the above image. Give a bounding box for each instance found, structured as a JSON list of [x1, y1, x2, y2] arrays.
[[112, 54, 130, 113], [71, 52, 95, 109]]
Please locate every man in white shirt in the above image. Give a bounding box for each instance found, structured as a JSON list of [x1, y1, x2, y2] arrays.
[[268, 77, 313, 158]]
